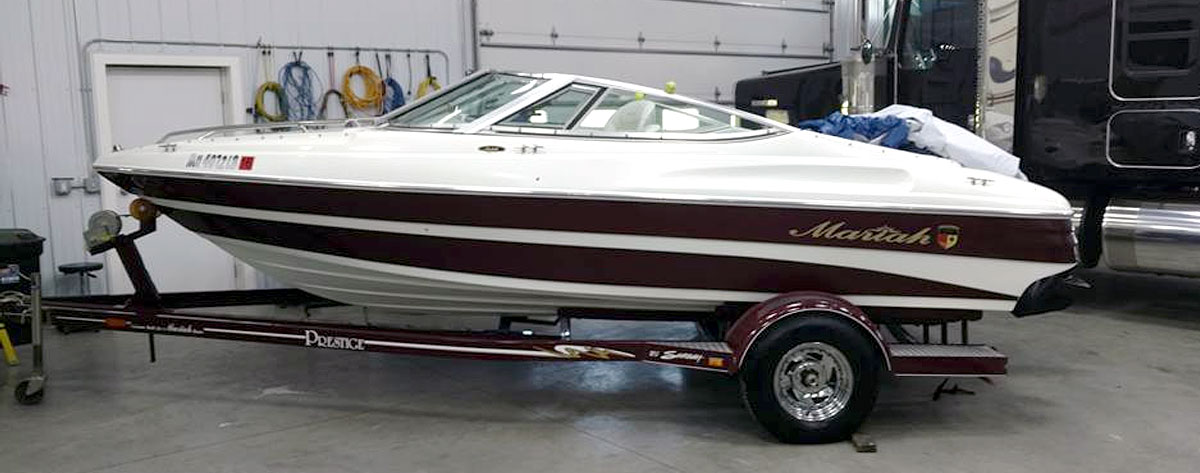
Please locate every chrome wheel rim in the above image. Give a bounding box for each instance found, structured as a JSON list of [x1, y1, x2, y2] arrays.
[[772, 342, 854, 422]]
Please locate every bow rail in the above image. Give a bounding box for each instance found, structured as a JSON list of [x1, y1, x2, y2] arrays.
[[157, 118, 381, 144]]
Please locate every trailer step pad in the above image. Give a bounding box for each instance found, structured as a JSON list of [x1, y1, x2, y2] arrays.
[[888, 344, 1007, 377]]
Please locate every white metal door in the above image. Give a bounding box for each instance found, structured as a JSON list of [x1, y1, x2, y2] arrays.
[[102, 65, 240, 294]]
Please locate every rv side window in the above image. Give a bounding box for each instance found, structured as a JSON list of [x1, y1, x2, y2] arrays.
[[1112, 0, 1200, 99]]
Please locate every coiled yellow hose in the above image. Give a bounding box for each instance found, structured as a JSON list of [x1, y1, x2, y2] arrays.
[[416, 75, 441, 99], [254, 81, 288, 122], [341, 64, 383, 110]]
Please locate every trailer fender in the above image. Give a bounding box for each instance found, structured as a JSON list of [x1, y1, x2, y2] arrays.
[[724, 291, 890, 374]]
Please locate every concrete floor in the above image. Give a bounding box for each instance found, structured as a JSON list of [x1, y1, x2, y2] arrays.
[[2, 269, 1199, 473]]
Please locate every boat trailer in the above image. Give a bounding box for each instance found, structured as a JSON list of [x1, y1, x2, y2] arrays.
[[10, 201, 1011, 443]]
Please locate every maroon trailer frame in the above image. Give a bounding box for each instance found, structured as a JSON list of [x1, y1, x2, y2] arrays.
[[42, 287, 1007, 376]]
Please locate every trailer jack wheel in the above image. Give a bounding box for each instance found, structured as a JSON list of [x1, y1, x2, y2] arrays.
[[14, 380, 44, 405], [740, 315, 880, 444]]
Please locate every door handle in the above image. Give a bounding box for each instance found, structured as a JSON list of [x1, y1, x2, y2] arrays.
[[1182, 130, 1197, 154]]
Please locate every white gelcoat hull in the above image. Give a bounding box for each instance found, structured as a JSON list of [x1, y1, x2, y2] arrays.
[[208, 234, 1026, 316], [160, 197, 1071, 316]]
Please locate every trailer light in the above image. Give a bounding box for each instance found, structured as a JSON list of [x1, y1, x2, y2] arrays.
[[103, 317, 127, 329], [129, 198, 159, 223]]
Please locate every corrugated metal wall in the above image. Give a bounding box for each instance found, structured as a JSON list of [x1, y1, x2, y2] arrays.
[[0, 0, 470, 295]]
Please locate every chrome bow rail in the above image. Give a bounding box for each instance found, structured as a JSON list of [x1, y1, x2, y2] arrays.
[[157, 118, 380, 144]]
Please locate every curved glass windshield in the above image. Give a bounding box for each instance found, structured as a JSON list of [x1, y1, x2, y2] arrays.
[[389, 73, 545, 129], [572, 88, 765, 134]]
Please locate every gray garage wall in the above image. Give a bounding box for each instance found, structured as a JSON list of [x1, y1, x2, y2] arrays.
[[0, 0, 470, 295]]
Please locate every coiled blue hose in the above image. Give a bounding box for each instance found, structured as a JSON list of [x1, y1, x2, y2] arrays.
[[382, 77, 406, 112], [279, 58, 321, 121]]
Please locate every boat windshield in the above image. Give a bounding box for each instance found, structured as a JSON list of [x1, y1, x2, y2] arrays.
[[389, 73, 545, 129]]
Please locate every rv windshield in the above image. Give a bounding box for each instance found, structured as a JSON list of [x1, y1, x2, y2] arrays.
[[389, 73, 546, 129], [867, 0, 981, 71], [864, 0, 900, 52]]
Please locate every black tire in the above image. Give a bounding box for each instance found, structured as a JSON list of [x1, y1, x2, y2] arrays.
[[14, 380, 44, 405], [739, 314, 881, 444]]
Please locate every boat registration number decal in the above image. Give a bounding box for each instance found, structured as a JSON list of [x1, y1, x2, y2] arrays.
[[186, 153, 255, 171], [790, 220, 961, 250]]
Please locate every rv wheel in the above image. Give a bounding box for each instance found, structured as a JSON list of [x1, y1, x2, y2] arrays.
[[740, 315, 880, 444]]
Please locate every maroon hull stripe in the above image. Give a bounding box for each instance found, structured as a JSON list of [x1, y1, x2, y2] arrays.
[[165, 208, 1015, 300], [102, 173, 1076, 264]]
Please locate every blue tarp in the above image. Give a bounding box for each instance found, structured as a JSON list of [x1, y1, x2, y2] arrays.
[[796, 112, 910, 149]]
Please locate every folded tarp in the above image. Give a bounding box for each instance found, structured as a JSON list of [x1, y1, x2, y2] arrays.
[[796, 112, 910, 149], [867, 104, 1027, 180], [796, 105, 1027, 180]]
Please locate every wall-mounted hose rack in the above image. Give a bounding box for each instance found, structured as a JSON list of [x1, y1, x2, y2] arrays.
[[77, 38, 452, 164]]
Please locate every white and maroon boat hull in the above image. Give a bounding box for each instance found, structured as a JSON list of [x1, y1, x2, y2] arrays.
[[99, 170, 1076, 317], [94, 71, 1078, 318]]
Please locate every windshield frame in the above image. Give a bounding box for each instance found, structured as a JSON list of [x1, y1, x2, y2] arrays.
[[382, 70, 789, 138], [384, 72, 561, 130]]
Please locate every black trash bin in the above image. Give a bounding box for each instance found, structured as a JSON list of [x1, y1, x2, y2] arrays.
[[1, 229, 45, 346]]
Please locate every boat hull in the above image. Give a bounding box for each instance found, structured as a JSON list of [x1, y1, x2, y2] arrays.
[[100, 172, 1076, 317]]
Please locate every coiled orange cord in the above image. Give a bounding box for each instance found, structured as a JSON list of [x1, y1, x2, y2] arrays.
[[341, 64, 383, 111]]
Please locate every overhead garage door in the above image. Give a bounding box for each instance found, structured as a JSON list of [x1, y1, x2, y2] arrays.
[[475, 0, 833, 104]]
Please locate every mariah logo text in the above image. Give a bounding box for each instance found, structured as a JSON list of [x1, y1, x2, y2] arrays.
[[789, 221, 960, 248]]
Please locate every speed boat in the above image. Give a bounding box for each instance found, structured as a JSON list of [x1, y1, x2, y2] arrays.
[[94, 71, 1077, 318]]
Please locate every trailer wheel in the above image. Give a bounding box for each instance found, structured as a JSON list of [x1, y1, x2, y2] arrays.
[[740, 315, 880, 444]]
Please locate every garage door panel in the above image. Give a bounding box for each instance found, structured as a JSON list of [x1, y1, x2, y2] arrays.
[[477, 0, 832, 102]]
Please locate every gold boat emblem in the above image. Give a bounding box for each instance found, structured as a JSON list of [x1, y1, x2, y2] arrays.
[[936, 225, 960, 250]]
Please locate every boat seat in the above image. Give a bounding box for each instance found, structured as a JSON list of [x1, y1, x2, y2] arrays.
[[604, 100, 660, 133]]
